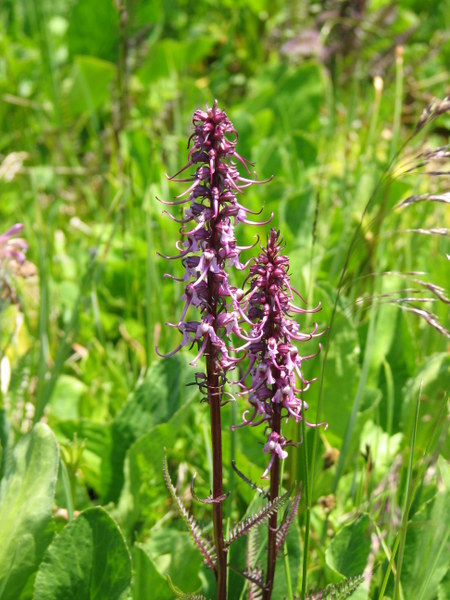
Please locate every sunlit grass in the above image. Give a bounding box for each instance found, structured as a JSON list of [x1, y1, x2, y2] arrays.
[[0, 1, 448, 598]]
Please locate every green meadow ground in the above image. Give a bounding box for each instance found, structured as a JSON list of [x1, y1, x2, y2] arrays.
[[0, 1, 448, 599]]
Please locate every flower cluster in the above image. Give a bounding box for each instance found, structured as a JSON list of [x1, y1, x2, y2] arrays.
[[157, 101, 270, 378], [0, 224, 27, 266], [157, 102, 325, 478], [237, 229, 326, 477], [0, 223, 28, 306]]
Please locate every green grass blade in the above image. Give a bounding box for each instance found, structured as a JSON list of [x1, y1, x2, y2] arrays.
[[393, 383, 422, 600]]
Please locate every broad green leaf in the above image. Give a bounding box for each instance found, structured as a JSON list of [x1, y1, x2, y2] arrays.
[[0, 424, 59, 600], [132, 544, 172, 600], [123, 392, 195, 531], [142, 531, 203, 595], [248, 63, 325, 133], [52, 419, 111, 498], [292, 132, 318, 168], [322, 315, 361, 446], [33, 507, 131, 600], [68, 0, 119, 61], [438, 568, 450, 600], [64, 56, 116, 119], [284, 186, 316, 238], [137, 37, 216, 84], [252, 138, 283, 178], [127, 1, 164, 33], [49, 374, 87, 419], [402, 353, 449, 453], [400, 488, 449, 600], [358, 420, 402, 483], [326, 514, 371, 578], [369, 299, 399, 379], [103, 355, 196, 502]]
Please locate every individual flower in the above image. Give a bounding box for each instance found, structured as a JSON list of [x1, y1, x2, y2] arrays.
[[236, 228, 326, 477]]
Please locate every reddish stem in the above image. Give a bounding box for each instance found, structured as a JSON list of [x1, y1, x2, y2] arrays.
[[206, 231, 227, 598], [207, 350, 227, 599], [263, 407, 281, 600]]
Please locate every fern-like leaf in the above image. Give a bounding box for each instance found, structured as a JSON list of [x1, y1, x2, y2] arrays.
[[275, 483, 302, 557], [232, 460, 270, 499], [245, 568, 265, 600], [167, 574, 210, 599], [225, 491, 289, 549], [299, 573, 365, 599], [229, 564, 265, 590], [163, 450, 216, 572], [246, 525, 263, 600], [190, 472, 229, 504], [247, 521, 260, 572]]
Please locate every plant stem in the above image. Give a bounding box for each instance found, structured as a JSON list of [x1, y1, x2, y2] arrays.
[[206, 264, 227, 599], [300, 402, 310, 600], [264, 406, 281, 600]]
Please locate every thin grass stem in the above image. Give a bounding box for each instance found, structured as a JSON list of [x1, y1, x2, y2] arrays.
[[390, 47, 404, 163], [393, 383, 421, 600]]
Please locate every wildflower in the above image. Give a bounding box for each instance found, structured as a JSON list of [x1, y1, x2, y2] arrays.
[[237, 228, 326, 477], [157, 100, 271, 377]]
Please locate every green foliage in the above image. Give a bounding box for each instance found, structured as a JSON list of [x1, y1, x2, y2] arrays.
[[326, 515, 371, 579], [104, 355, 196, 502], [163, 449, 216, 571], [0, 0, 448, 597], [399, 483, 449, 600], [68, 0, 119, 61], [132, 544, 173, 600], [0, 424, 59, 599], [33, 507, 132, 599]]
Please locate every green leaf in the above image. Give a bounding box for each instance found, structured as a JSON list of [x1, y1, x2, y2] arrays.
[[64, 56, 116, 119], [33, 507, 131, 600], [127, 1, 164, 33], [0, 408, 10, 481], [284, 187, 316, 238], [52, 419, 111, 498], [122, 391, 195, 532], [132, 544, 172, 600], [325, 514, 371, 578], [248, 63, 325, 133], [49, 374, 87, 420], [0, 424, 59, 599], [68, 0, 119, 61], [401, 353, 450, 453], [438, 567, 450, 600], [103, 355, 196, 502], [358, 420, 403, 483], [137, 37, 216, 84], [322, 315, 361, 447], [141, 531, 203, 595], [400, 488, 449, 600]]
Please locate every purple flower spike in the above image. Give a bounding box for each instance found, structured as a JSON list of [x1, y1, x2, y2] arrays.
[[238, 229, 327, 475], [158, 100, 271, 378]]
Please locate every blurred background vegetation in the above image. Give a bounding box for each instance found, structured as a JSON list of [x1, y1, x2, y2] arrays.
[[0, 0, 448, 598]]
